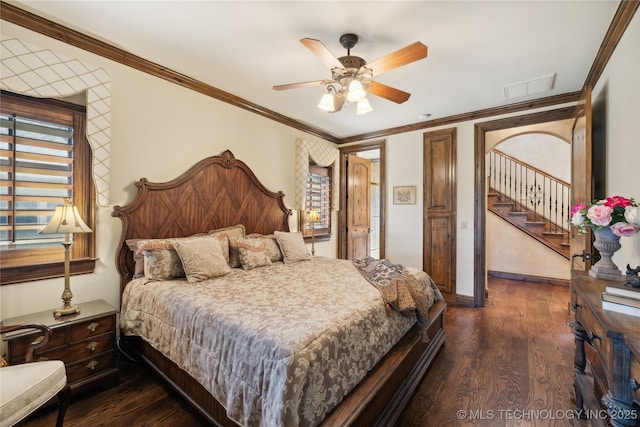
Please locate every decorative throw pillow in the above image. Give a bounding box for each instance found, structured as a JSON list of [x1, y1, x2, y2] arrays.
[[246, 233, 283, 262], [137, 238, 185, 280], [274, 231, 311, 263], [233, 237, 272, 270], [209, 224, 246, 267], [206, 233, 230, 265], [173, 236, 231, 283], [136, 234, 207, 280], [208, 224, 246, 238]]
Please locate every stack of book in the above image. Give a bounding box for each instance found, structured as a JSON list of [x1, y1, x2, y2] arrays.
[[601, 284, 640, 317]]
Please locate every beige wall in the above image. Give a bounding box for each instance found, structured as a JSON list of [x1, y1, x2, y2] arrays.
[[593, 12, 640, 272]]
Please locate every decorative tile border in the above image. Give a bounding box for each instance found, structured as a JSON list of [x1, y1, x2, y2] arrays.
[[1, 36, 111, 206]]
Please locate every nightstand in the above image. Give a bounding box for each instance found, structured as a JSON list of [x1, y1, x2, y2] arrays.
[[2, 299, 119, 395]]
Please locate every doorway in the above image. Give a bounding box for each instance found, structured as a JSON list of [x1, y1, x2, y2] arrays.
[[474, 107, 576, 306], [339, 141, 386, 260]]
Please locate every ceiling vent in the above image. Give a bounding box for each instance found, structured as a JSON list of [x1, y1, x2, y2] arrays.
[[503, 73, 556, 100]]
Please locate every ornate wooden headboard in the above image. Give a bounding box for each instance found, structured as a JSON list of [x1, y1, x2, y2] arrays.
[[112, 150, 291, 289]]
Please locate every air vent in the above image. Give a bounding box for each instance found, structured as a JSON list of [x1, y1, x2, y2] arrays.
[[503, 73, 556, 100]]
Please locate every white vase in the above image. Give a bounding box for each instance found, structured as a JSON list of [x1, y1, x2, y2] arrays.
[[589, 226, 625, 281]]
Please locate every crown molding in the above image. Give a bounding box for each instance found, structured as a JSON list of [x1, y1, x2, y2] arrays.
[[2, 1, 635, 145]]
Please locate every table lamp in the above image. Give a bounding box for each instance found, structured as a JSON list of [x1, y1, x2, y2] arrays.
[[308, 208, 321, 256], [39, 198, 92, 317]]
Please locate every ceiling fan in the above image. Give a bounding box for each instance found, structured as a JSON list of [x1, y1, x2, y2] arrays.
[[273, 34, 428, 115]]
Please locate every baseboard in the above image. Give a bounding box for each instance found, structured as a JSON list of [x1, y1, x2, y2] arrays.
[[453, 293, 474, 306], [488, 270, 570, 287]]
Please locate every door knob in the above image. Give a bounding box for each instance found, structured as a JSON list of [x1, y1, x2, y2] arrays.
[[571, 250, 591, 261]]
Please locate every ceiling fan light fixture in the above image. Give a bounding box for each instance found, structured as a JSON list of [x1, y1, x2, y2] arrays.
[[318, 92, 335, 112], [333, 94, 346, 112], [346, 79, 366, 102], [277, 34, 427, 115], [356, 98, 373, 115]]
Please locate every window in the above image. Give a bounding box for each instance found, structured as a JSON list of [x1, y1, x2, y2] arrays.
[[0, 90, 95, 285], [299, 164, 331, 240]]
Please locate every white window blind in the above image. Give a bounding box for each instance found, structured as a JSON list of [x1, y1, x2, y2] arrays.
[[305, 166, 330, 231], [0, 114, 74, 250]]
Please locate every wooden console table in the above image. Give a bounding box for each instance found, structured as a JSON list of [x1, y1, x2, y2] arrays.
[[571, 270, 640, 426]]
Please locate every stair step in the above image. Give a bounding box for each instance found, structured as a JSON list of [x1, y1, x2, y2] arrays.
[[488, 189, 571, 260], [525, 222, 545, 227], [543, 232, 566, 237]]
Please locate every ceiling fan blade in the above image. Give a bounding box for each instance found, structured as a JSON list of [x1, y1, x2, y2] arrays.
[[367, 81, 411, 104], [272, 80, 329, 91], [300, 38, 344, 70], [366, 42, 428, 76]]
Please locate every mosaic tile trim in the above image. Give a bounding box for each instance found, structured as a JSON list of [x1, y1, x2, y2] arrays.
[[1, 36, 111, 206]]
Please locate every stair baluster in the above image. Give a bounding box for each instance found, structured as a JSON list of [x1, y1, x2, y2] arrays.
[[487, 149, 571, 259]]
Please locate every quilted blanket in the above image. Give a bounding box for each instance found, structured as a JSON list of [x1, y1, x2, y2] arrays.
[[121, 257, 438, 427], [353, 257, 434, 331]]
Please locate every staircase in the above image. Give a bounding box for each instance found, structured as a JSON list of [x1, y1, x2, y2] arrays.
[[488, 150, 571, 259]]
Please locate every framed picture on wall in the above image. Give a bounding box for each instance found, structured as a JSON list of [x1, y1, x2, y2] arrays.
[[393, 185, 416, 205]]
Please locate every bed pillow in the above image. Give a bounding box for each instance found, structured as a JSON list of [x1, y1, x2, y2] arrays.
[[208, 224, 245, 238], [232, 237, 272, 270], [126, 239, 145, 279], [173, 236, 231, 283], [209, 224, 246, 267], [205, 233, 230, 265], [136, 238, 185, 280], [246, 233, 283, 262], [274, 231, 311, 263], [136, 234, 207, 280]]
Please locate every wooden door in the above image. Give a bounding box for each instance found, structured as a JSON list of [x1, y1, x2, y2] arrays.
[[423, 128, 457, 302], [346, 154, 371, 260], [570, 87, 593, 272]]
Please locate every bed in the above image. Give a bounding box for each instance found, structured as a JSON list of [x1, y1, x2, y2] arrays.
[[112, 150, 446, 427]]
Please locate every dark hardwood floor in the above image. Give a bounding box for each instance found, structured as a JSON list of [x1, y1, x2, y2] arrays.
[[397, 278, 577, 427], [23, 278, 577, 427]]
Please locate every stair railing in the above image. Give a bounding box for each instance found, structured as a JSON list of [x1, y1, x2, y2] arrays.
[[488, 149, 571, 240]]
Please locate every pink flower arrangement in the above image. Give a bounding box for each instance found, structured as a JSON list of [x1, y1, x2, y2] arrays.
[[571, 196, 640, 237]]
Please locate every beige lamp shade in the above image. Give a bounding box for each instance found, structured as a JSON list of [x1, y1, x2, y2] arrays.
[[308, 208, 321, 223], [40, 201, 92, 235]]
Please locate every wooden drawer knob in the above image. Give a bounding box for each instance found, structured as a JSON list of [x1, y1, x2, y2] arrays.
[[87, 322, 99, 333], [87, 360, 99, 371], [86, 341, 98, 352]]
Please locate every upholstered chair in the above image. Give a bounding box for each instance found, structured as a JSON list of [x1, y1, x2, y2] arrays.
[[0, 323, 70, 427]]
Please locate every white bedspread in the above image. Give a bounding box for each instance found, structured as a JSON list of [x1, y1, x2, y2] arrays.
[[120, 256, 439, 427]]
